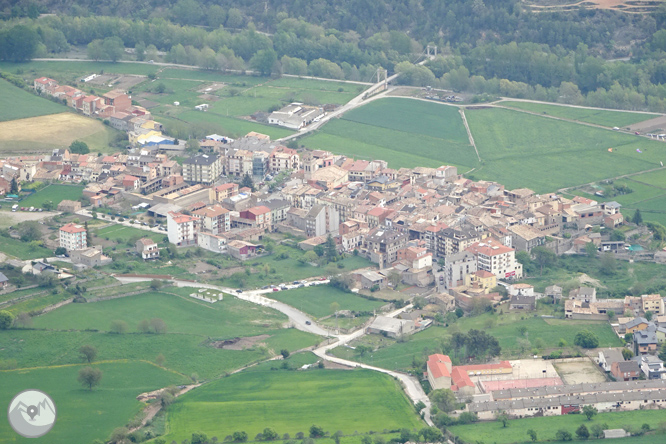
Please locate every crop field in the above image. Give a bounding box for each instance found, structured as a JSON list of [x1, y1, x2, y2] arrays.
[[450, 409, 666, 444], [19, 184, 84, 208], [163, 369, 424, 442], [466, 107, 665, 192], [0, 112, 120, 154], [267, 284, 386, 319], [500, 100, 659, 127], [95, 224, 166, 244], [332, 314, 620, 371], [0, 361, 187, 444], [0, 78, 68, 121], [302, 98, 476, 170], [0, 60, 160, 80]]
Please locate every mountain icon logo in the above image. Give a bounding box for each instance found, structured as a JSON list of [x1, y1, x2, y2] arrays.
[[7, 389, 57, 438]]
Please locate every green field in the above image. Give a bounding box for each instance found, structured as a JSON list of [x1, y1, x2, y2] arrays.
[[0, 235, 53, 260], [450, 409, 666, 444], [19, 184, 84, 208], [332, 313, 621, 371], [136, 69, 361, 140], [500, 100, 659, 127], [0, 78, 68, 121], [302, 98, 476, 170], [94, 224, 166, 244], [163, 369, 424, 442], [467, 107, 665, 192], [0, 362, 187, 444], [34, 291, 288, 338], [267, 284, 387, 319], [215, 244, 374, 289]]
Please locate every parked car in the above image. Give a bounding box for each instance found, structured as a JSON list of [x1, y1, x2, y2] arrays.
[[305, 321, 311, 325], [236, 289, 242, 294], [272, 288, 279, 292]]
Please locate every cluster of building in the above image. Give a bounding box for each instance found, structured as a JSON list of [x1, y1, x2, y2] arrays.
[[33, 77, 172, 147], [58, 223, 112, 269]]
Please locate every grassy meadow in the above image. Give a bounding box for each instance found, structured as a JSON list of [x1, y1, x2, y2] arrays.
[[94, 224, 166, 244], [19, 184, 84, 208], [500, 100, 659, 127], [0, 235, 53, 260], [163, 369, 424, 442], [0, 362, 187, 444], [267, 284, 387, 319]]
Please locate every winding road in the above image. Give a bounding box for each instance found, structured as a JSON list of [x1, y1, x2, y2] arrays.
[[114, 275, 433, 425]]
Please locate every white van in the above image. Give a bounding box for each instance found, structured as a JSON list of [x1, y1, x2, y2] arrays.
[[12, 204, 18, 212]]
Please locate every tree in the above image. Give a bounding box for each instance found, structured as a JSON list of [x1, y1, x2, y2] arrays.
[[622, 348, 634, 360], [532, 246, 557, 275], [356, 345, 372, 357], [0, 310, 14, 329], [156, 353, 166, 366], [599, 253, 617, 275], [9, 177, 18, 194], [14, 312, 32, 328], [576, 424, 590, 440], [250, 49, 278, 76], [79, 344, 97, 363], [419, 427, 443, 443], [455, 308, 464, 318], [150, 318, 167, 334], [574, 330, 599, 348], [280, 349, 290, 359], [192, 432, 209, 444], [240, 173, 255, 191], [584, 241, 598, 257], [496, 410, 509, 427], [325, 234, 338, 260], [69, 140, 90, 154], [555, 430, 572, 441], [1, 25, 40, 62], [607, 310, 615, 321], [138, 318, 151, 333], [633, 209, 643, 225], [110, 427, 129, 443], [582, 405, 597, 420], [150, 279, 164, 290], [102, 36, 124, 62], [186, 139, 200, 153], [87, 39, 105, 60], [18, 221, 41, 242], [645, 310, 653, 321], [429, 389, 459, 413], [388, 270, 401, 287], [42, 200, 55, 211], [232, 431, 248, 442], [451, 331, 467, 357], [84, 221, 92, 247], [303, 250, 318, 264], [110, 320, 128, 334], [262, 428, 279, 441], [527, 429, 537, 442], [78, 366, 103, 390], [309, 425, 325, 438]]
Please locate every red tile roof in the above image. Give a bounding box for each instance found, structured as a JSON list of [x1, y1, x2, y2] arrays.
[[60, 223, 85, 234], [427, 354, 451, 379]]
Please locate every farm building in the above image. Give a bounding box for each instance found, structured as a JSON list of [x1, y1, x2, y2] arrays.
[[268, 103, 325, 130], [367, 316, 415, 338]]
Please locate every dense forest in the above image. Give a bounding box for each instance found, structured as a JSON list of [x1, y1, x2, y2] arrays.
[[2, 0, 666, 111]]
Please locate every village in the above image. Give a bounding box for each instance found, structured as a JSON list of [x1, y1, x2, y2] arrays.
[[1, 77, 666, 440]]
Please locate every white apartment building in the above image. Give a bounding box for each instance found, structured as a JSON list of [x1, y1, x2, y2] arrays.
[[192, 204, 231, 235], [59, 223, 87, 251], [167, 211, 197, 246], [466, 237, 523, 280]]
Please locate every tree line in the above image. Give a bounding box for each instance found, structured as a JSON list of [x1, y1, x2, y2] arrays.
[[2, 4, 666, 111]]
